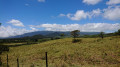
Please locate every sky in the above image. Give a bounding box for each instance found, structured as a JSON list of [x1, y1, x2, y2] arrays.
[[0, 0, 120, 38]]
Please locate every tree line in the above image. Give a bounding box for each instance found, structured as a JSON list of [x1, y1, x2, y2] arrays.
[[70, 29, 120, 43]]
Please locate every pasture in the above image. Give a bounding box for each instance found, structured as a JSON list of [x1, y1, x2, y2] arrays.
[[0, 36, 120, 67]]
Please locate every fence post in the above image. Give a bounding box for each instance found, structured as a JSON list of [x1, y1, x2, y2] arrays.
[[0, 57, 2, 66], [45, 52, 48, 67], [17, 58, 19, 67], [7, 54, 9, 67]]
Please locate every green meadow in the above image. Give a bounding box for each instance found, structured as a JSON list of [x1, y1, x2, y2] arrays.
[[1, 36, 120, 67]]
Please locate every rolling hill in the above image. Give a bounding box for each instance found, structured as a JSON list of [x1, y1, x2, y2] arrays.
[[1, 36, 120, 67], [7, 31, 100, 38]]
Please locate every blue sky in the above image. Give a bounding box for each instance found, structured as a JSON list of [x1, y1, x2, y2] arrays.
[[0, 0, 120, 37]]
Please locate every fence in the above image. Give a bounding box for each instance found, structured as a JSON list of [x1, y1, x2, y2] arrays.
[[0, 52, 48, 67]]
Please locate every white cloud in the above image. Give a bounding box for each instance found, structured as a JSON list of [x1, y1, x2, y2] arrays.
[[30, 23, 120, 32], [38, 0, 45, 2], [67, 10, 89, 21], [7, 19, 25, 27], [25, 4, 29, 6], [1, 23, 119, 38], [83, 0, 102, 5], [0, 26, 38, 38], [59, 14, 66, 17], [61, 6, 120, 21], [103, 6, 120, 20], [66, 9, 101, 21], [30, 27, 38, 31], [90, 9, 101, 17], [106, 0, 120, 5]]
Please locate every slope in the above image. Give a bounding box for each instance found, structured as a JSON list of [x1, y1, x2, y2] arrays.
[[1, 36, 120, 67]]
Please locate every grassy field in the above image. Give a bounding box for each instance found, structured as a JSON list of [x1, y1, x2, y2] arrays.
[[0, 36, 120, 67], [2, 43, 26, 46]]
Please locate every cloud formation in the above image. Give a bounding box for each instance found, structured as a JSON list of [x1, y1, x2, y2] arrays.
[[59, 14, 66, 17], [60, 5, 120, 21], [83, 0, 102, 5], [7, 19, 25, 27], [0, 26, 38, 38], [67, 10, 89, 21], [25, 4, 29, 6], [106, 0, 120, 5], [38, 0, 45, 2], [1, 22, 119, 38], [64, 9, 101, 21], [30, 23, 120, 32], [90, 9, 101, 17], [103, 6, 120, 20]]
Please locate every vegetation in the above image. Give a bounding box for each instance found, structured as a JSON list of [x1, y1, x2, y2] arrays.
[[117, 29, 120, 35], [0, 36, 120, 67], [71, 30, 80, 39], [115, 29, 120, 35], [99, 32, 104, 39], [60, 33, 65, 38], [0, 28, 120, 67], [71, 30, 81, 43]]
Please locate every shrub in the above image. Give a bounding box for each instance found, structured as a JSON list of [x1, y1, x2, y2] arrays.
[[51, 37, 54, 40], [99, 32, 104, 39], [72, 39, 82, 43], [30, 64, 34, 67], [55, 37, 61, 39]]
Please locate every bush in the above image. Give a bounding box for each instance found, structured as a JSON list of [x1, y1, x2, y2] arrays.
[[30, 64, 34, 67], [72, 39, 82, 43], [38, 38, 51, 42], [0, 45, 9, 52], [55, 37, 61, 39], [51, 37, 54, 40]]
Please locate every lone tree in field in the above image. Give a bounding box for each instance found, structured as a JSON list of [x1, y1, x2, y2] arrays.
[[71, 30, 80, 39], [99, 32, 104, 39], [117, 29, 120, 35], [60, 33, 65, 38]]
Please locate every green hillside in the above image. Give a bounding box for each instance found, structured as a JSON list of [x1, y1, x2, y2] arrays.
[[1, 36, 120, 67]]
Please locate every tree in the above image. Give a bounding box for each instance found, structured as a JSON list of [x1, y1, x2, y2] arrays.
[[71, 30, 80, 39], [60, 33, 65, 38], [0, 23, 1, 26], [117, 29, 120, 35], [99, 32, 104, 39]]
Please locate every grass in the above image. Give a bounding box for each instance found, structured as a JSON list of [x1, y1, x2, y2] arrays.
[[2, 43, 26, 45], [0, 36, 120, 67]]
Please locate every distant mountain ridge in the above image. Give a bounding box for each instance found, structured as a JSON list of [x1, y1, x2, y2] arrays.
[[4, 31, 100, 39]]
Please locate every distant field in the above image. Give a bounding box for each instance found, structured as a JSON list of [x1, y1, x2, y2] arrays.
[[0, 36, 120, 67], [2, 43, 26, 46]]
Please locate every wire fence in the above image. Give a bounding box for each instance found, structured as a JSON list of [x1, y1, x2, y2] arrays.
[[0, 52, 48, 67]]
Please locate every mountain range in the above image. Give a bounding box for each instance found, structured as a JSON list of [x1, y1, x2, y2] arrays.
[[7, 31, 100, 39]]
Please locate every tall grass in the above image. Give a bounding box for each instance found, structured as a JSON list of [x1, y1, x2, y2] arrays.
[[0, 36, 120, 67]]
